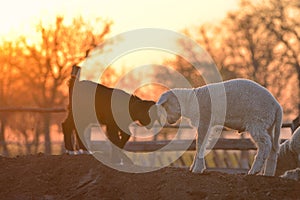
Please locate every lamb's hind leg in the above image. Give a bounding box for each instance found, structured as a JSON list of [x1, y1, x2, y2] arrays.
[[248, 127, 272, 175], [190, 124, 210, 173], [264, 147, 278, 176]]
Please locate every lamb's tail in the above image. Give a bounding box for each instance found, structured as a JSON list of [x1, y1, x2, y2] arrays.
[[273, 106, 283, 153]]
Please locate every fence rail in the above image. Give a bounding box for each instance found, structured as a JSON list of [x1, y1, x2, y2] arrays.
[[91, 138, 287, 152], [0, 106, 295, 128], [0, 106, 295, 136]]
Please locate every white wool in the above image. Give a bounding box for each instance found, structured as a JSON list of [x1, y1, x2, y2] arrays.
[[171, 88, 199, 125], [290, 127, 300, 155], [276, 127, 300, 176], [157, 78, 283, 176]]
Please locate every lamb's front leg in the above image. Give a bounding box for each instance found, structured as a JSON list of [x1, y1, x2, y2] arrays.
[[190, 153, 206, 173], [106, 125, 123, 164], [190, 125, 210, 173]]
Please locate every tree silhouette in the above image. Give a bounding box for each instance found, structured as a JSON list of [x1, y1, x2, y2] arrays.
[[258, 0, 300, 116], [170, 0, 299, 118], [0, 41, 20, 156], [16, 16, 112, 154]]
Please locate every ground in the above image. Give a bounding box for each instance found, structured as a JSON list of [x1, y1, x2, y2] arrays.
[[0, 154, 299, 200]]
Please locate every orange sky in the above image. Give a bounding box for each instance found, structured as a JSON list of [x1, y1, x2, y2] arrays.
[[0, 0, 239, 81], [0, 0, 238, 40]]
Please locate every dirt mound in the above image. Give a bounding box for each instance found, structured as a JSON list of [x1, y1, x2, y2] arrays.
[[0, 154, 299, 200]]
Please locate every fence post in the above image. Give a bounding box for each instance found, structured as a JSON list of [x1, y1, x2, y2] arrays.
[[70, 65, 81, 99], [68, 65, 81, 113]]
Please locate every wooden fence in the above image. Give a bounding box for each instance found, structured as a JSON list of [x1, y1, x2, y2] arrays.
[[88, 122, 293, 172], [0, 107, 297, 173]]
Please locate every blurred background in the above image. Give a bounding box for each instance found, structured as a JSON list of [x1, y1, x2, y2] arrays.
[[0, 0, 299, 164]]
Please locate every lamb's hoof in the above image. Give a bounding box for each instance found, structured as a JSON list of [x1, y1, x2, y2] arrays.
[[79, 150, 93, 155], [190, 161, 205, 174], [248, 168, 260, 175], [190, 157, 205, 173], [65, 150, 77, 155], [191, 167, 205, 173], [263, 172, 275, 176]]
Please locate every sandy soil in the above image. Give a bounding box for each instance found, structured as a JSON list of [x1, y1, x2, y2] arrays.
[[0, 154, 299, 200]]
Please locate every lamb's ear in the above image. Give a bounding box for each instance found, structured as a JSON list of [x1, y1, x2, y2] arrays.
[[156, 94, 168, 105]]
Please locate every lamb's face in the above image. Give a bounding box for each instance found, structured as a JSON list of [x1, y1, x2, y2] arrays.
[[156, 91, 181, 125], [133, 100, 156, 128]]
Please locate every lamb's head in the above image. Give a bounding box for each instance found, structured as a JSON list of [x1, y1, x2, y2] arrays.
[[156, 90, 181, 125], [130, 97, 157, 129]]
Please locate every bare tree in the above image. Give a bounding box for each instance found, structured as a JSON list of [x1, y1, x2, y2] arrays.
[[190, 25, 238, 81], [156, 26, 237, 90], [143, 1, 299, 120], [17, 16, 112, 154], [220, 0, 299, 117], [161, 0, 298, 118], [257, 0, 300, 116], [0, 41, 24, 156]]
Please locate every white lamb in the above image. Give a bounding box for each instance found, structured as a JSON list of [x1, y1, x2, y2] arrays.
[[156, 79, 283, 176], [276, 126, 300, 176]]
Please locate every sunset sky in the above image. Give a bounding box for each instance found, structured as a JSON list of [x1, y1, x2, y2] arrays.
[[0, 0, 239, 81], [0, 0, 238, 39]]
